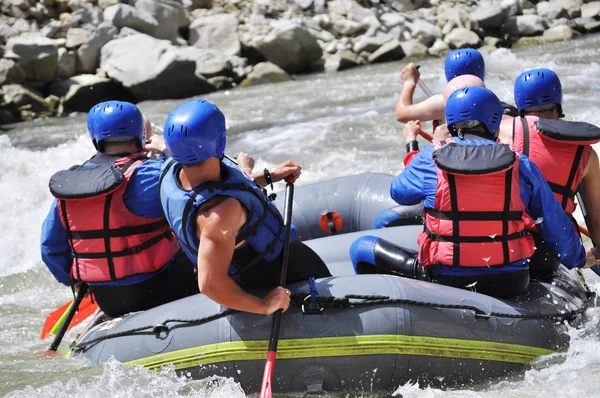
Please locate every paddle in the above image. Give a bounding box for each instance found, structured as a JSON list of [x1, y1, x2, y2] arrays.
[[258, 175, 296, 398], [43, 284, 90, 352], [414, 64, 441, 134], [41, 291, 98, 340], [576, 192, 600, 276]]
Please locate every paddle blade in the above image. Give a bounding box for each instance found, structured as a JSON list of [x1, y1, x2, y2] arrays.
[[40, 295, 98, 340], [258, 351, 277, 398]]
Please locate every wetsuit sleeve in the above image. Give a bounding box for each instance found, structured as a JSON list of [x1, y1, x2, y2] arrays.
[[41, 200, 72, 286], [391, 147, 437, 208], [123, 158, 166, 218], [518, 156, 586, 269]]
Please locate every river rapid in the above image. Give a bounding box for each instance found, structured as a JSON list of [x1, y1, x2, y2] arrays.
[[3, 35, 600, 397]]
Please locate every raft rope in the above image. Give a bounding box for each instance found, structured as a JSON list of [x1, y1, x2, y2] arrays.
[[71, 289, 596, 353]]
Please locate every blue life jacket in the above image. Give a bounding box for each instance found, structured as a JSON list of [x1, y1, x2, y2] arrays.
[[159, 157, 284, 278]]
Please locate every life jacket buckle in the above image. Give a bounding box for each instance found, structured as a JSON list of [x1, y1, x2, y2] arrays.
[[268, 193, 277, 201]]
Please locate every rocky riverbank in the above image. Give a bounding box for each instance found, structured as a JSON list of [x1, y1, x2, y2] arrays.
[[0, 0, 597, 124]]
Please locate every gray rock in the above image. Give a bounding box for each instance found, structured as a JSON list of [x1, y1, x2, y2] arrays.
[[584, 18, 600, 32], [134, 0, 182, 42], [66, 27, 89, 49], [388, 0, 416, 12], [327, 0, 348, 15], [367, 39, 405, 63], [380, 13, 405, 28], [248, 23, 323, 74], [49, 74, 135, 112], [504, 15, 548, 36], [77, 22, 117, 73], [103, 4, 159, 37], [470, 2, 507, 29], [581, 1, 600, 19], [428, 38, 450, 56], [2, 84, 50, 113], [400, 39, 428, 57], [294, 0, 314, 10], [239, 62, 291, 87], [551, 0, 582, 18], [175, 47, 234, 78], [189, 14, 240, 56], [484, 36, 503, 47], [407, 19, 443, 46], [28, 3, 47, 20], [118, 27, 143, 37], [5, 34, 61, 82], [100, 34, 216, 101], [536, 2, 569, 20], [501, 0, 521, 17], [442, 20, 457, 36], [310, 28, 336, 43], [352, 32, 392, 53], [330, 14, 368, 36], [323, 49, 361, 72], [57, 47, 76, 79], [542, 24, 575, 41], [68, 0, 94, 11], [189, 0, 213, 10], [444, 27, 482, 48], [0, 20, 19, 43], [98, 0, 119, 9], [40, 20, 63, 39], [0, 58, 26, 85], [70, 7, 103, 26]]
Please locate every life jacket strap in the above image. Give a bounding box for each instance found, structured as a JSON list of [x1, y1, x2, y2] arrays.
[[73, 230, 172, 259]]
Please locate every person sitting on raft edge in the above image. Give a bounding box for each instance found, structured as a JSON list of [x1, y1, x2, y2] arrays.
[[158, 99, 332, 315], [497, 68, 600, 275], [41, 101, 200, 318], [350, 86, 589, 298], [395, 48, 487, 126]]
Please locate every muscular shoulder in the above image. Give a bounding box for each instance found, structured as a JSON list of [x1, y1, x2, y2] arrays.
[[196, 197, 247, 240]]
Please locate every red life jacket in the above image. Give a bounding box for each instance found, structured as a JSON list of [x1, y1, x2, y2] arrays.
[[513, 116, 600, 219], [49, 153, 179, 283], [418, 141, 535, 268]]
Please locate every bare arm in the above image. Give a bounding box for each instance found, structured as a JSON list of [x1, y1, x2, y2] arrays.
[[396, 94, 446, 124], [250, 160, 302, 187], [196, 198, 290, 314], [580, 149, 600, 246]]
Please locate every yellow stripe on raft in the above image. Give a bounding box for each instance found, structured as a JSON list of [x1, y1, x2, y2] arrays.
[[125, 334, 556, 371]]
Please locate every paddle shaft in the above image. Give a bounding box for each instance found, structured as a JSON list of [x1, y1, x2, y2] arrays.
[[258, 179, 295, 398], [414, 65, 441, 133], [48, 284, 88, 351]]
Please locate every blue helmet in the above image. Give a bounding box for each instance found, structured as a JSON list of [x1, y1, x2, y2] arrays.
[[445, 86, 503, 136], [514, 68, 562, 115], [86, 104, 102, 145], [91, 101, 144, 151], [164, 99, 226, 164], [444, 49, 485, 82]]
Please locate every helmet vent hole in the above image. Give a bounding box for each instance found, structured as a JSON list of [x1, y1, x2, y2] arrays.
[[184, 127, 188, 137]]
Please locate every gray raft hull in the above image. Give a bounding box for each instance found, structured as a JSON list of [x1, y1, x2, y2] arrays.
[[71, 236, 589, 394]]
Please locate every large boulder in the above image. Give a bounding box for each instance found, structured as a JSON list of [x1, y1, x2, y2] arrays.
[[352, 33, 393, 54], [444, 27, 482, 48], [57, 47, 76, 79], [407, 19, 443, 46], [536, 2, 569, 20], [175, 47, 234, 78], [400, 39, 428, 57], [428, 38, 450, 56], [188, 13, 240, 56], [5, 34, 61, 82], [504, 15, 548, 36], [581, 1, 600, 19], [368, 39, 405, 63], [324, 49, 362, 72], [100, 34, 216, 101], [470, 2, 507, 28], [239, 62, 291, 87], [49, 74, 135, 112], [65, 27, 89, 49], [134, 0, 182, 42], [328, 0, 379, 27], [103, 4, 158, 37], [77, 22, 117, 74], [513, 25, 576, 47], [0, 58, 26, 85], [248, 23, 322, 74], [1, 84, 51, 114]]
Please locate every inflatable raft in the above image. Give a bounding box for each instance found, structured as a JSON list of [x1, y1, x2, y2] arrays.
[[67, 173, 594, 394], [70, 250, 592, 394], [272, 172, 423, 240]]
